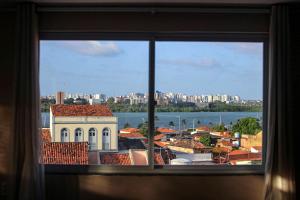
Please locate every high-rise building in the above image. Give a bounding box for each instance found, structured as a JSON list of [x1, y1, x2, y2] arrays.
[[56, 91, 64, 104]]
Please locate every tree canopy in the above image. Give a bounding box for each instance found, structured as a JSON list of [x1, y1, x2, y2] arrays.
[[232, 117, 262, 135]]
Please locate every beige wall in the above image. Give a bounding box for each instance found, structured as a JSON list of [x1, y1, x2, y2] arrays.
[[51, 115, 118, 151]]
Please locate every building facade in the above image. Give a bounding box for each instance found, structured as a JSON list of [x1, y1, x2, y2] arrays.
[[50, 104, 118, 151]]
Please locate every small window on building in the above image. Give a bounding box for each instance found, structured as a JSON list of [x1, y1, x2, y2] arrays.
[[61, 128, 69, 142], [75, 128, 83, 142]]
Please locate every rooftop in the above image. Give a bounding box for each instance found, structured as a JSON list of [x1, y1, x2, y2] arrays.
[[51, 104, 113, 117], [157, 127, 176, 133], [119, 132, 146, 139], [120, 127, 140, 134], [41, 142, 88, 165]]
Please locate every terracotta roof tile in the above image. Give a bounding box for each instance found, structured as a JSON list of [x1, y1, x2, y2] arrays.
[[120, 128, 140, 133], [157, 127, 176, 133], [119, 132, 146, 139], [100, 153, 131, 165], [51, 104, 113, 117], [196, 126, 211, 132], [154, 141, 168, 148], [41, 142, 88, 165], [154, 133, 166, 141]]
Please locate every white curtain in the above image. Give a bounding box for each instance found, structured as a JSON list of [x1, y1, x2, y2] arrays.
[[8, 3, 44, 200], [265, 4, 296, 200]]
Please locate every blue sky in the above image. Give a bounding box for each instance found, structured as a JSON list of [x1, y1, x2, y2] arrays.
[[40, 40, 263, 100]]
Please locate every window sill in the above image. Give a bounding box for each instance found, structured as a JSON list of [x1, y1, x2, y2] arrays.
[[44, 164, 265, 175]]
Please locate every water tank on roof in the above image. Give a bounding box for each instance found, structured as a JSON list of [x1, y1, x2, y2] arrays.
[[170, 158, 192, 165]]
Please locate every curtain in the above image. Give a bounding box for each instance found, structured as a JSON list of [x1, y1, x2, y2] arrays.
[[8, 3, 44, 200], [265, 4, 296, 200]]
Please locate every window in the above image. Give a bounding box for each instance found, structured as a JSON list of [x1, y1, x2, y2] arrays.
[[155, 41, 263, 166], [75, 128, 83, 142], [60, 128, 69, 142], [102, 128, 111, 150], [88, 128, 97, 150], [39, 7, 268, 173], [40, 40, 149, 166]]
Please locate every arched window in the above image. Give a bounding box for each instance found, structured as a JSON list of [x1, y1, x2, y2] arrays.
[[75, 128, 83, 142], [88, 128, 97, 150], [102, 128, 111, 150], [61, 128, 70, 142]]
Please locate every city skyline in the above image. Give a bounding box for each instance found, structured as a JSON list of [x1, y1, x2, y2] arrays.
[[40, 41, 263, 99]]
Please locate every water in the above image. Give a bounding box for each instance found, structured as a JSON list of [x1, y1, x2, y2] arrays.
[[42, 112, 262, 130]]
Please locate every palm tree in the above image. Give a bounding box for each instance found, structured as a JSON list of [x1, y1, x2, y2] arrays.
[[181, 119, 187, 130], [123, 122, 131, 128], [169, 121, 175, 128]]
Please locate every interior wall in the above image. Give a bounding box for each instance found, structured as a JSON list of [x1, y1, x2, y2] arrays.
[[46, 175, 265, 200], [0, 9, 267, 200], [3, 4, 300, 200]]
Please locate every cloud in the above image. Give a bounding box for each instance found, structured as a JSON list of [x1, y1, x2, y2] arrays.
[[158, 57, 221, 69], [59, 41, 122, 56], [215, 42, 262, 56]]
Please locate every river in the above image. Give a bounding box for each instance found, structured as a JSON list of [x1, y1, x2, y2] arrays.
[[42, 112, 262, 130]]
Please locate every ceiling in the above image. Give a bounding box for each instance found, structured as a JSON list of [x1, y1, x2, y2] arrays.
[[0, 0, 298, 8], [10, 0, 300, 4]]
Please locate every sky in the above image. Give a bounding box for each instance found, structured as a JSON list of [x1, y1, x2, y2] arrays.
[[40, 40, 263, 100]]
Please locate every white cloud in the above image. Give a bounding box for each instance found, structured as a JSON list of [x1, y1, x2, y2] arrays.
[[158, 57, 221, 69], [60, 41, 121, 56]]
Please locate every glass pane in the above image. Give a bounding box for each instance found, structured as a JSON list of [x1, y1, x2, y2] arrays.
[[40, 40, 149, 166], [155, 41, 263, 166]]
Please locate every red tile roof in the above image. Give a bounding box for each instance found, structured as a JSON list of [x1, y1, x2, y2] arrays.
[[154, 141, 168, 148], [154, 133, 166, 141], [228, 150, 262, 162], [41, 128, 51, 143], [41, 142, 88, 165], [119, 132, 146, 139], [157, 127, 176, 133], [51, 104, 113, 117], [120, 128, 140, 133], [170, 139, 206, 149], [220, 140, 233, 147], [100, 151, 166, 165], [196, 126, 211, 132], [100, 153, 131, 165], [228, 150, 249, 156]]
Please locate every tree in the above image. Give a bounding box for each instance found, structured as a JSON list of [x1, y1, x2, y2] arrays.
[[107, 97, 115, 104], [199, 135, 211, 147], [123, 122, 131, 129], [232, 117, 262, 135], [211, 123, 227, 132], [168, 121, 175, 128], [181, 119, 187, 130], [138, 121, 148, 136]]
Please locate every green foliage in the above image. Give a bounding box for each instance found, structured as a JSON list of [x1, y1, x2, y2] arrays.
[[199, 135, 211, 147], [211, 123, 227, 132], [232, 117, 262, 135], [123, 122, 131, 128], [138, 121, 148, 136]]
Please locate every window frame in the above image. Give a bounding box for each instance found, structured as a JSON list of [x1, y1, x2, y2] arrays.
[[40, 19, 268, 176]]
